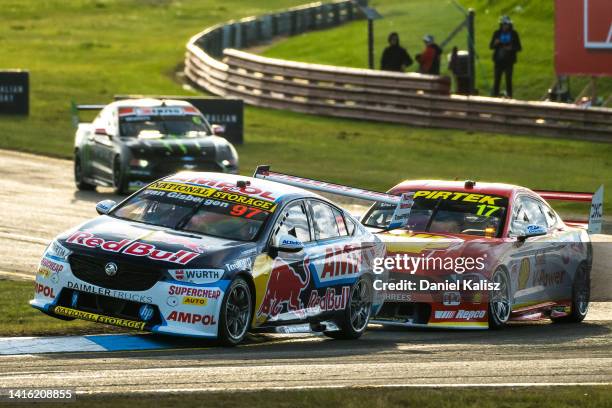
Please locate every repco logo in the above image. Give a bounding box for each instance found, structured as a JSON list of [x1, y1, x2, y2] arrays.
[[35, 283, 55, 298]]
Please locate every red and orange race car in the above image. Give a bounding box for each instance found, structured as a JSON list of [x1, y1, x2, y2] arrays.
[[254, 168, 604, 330]]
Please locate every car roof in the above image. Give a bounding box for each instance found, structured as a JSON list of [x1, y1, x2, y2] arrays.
[[390, 180, 531, 198], [160, 172, 327, 203], [108, 98, 196, 109]]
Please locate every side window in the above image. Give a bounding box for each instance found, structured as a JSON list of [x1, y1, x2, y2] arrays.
[[309, 201, 340, 240], [272, 201, 311, 244], [333, 208, 348, 236], [511, 196, 547, 236], [345, 217, 356, 236], [523, 198, 547, 227], [543, 204, 558, 228], [94, 107, 114, 134]]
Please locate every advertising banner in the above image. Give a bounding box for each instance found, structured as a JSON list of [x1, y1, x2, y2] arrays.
[[555, 0, 612, 76]]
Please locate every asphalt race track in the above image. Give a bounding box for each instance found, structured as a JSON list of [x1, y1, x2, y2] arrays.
[[0, 318, 611, 393], [0, 149, 610, 392]]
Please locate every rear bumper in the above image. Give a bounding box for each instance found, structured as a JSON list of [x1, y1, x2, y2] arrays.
[[372, 301, 490, 329]]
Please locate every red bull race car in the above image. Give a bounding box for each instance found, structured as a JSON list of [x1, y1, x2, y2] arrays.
[[254, 168, 603, 330], [32, 171, 387, 345]]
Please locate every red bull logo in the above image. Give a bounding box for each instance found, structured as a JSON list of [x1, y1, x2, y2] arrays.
[[257, 258, 310, 319]]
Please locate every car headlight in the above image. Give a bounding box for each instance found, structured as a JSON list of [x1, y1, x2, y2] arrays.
[[216, 143, 238, 167], [129, 159, 149, 168]]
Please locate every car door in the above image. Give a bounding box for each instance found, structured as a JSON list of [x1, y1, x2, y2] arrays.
[[507, 195, 558, 307], [255, 200, 314, 325], [91, 106, 117, 182], [538, 200, 575, 302], [304, 199, 361, 315]]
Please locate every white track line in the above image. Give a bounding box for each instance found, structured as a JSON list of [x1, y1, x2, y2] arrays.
[[0, 232, 49, 245], [0, 271, 34, 281], [77, 382, 612, 395]]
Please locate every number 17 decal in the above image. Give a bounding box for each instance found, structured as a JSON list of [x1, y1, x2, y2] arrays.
[[475, 204, 501, 217]]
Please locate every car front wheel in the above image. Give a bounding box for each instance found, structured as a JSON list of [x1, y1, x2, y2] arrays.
[[74, 155, 96, 191], [218, 277, 253, 346], [488, 268, 512, 329], [112, 156, 128, 195]]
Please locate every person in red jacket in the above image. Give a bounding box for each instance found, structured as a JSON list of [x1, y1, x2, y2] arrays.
[[416, 35, 442, 75]]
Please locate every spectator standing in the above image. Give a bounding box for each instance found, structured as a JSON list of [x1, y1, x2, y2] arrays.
[[416, 34, 442, 75], [380, 32, 413, 72], [490, 15, 522, 98]]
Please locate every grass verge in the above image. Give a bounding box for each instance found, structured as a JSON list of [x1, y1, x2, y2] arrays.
[[41, 385, 612, 408], [262, 0, 612, 101], [0, 279, 129, 336], [0, 0, 609, 213]]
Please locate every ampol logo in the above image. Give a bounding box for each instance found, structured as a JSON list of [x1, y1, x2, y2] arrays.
[[35, 283, 55, 299]]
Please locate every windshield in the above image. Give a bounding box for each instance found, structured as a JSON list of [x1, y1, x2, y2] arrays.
[[111, 182, 274, 241], [362, 190, 508, 237], [119, 112, 211, 138]]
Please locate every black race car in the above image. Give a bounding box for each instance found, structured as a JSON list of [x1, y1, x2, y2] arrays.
[[73, 98, 239, 194]]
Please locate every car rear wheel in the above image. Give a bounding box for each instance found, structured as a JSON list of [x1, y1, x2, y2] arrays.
[[218, 277, 253, 346], [488, 268, 512, 329], [74, 155, 96, 191], [551, 263, 590, 323], [325, 275, 372, 340], [112, 156, 128, 195]]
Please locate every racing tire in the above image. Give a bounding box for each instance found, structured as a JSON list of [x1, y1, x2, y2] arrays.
[[551, 263, 590, 323], [325, 275, 372, 340], [112, 156, 128, 195], [488, 268, 512, 330], [74, 155, 96, 191], [218, 277, 253, 346]]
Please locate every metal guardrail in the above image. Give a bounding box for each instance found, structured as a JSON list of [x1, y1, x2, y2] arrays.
[[184, 1, 612, 142]]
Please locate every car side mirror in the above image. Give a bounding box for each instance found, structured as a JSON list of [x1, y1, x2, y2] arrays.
[[518, 224, 547, 241], [270, 235, 304, 255], [211, 124, 225, 136], [96, 200, 117, 215]]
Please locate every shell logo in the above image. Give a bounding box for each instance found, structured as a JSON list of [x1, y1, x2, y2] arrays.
[[518, 258, 530, 290]]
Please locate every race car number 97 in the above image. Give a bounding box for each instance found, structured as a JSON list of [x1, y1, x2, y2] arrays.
[[230, 205, 264, 219]]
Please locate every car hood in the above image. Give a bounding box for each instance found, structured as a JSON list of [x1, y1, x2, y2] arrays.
[[125, 137, 218, 159], [57, 216, 258, 270]]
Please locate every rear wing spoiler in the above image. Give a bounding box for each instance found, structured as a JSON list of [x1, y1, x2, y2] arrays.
[[534, 185, 604, 234], [70, 101, 105, 128], [253, 165, 413, 229]]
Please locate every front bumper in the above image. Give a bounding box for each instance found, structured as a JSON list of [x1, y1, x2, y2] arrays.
[[31, 254, 229, 338]]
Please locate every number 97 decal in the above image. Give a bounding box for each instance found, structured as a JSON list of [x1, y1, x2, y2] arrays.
[[230, 205, 263, 219]]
